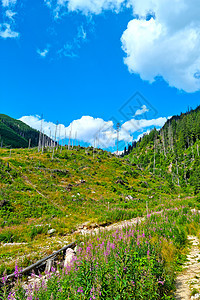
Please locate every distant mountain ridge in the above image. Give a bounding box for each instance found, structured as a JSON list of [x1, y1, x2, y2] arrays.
[[0, 114, 49, 148]]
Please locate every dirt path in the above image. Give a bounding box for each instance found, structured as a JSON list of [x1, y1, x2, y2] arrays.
[[175, 235, 200, 300]]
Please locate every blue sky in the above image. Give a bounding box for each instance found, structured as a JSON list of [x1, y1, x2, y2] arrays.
[[1, 0, 200, 151]]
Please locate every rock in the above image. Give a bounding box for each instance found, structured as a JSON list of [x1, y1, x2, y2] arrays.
[[64, 248, 76, 268], [191, 294, 200, 300], [45, 258, 54, 273], [125, 195, 133, 200], [47, 229, 56, 235], [66, 184, 73, 191]]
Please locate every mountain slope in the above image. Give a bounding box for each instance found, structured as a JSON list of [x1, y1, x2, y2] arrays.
[[0, 144, 191, 275], [0, 114, 47, 148], [0, 119, 28, 148], [126, 105, 200, 195]]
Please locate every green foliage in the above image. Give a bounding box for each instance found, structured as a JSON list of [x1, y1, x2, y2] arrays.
[[125, 105, 200, 196], [8, 208, 200, 299], [0, 114, 53, 148]]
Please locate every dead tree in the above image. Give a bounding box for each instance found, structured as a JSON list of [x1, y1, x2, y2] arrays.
[[54, 121, 58, 149], [116, 123, 120, 156], [57, 124, 61, 151], [38, 115, 43, 152], [160, 129, 166, 157], [42, 131, 45, 154], [168, 122, 174, 151], [28, 139, 31, 149], [68, 124, 72, 150], [176, 159, 180, 186]]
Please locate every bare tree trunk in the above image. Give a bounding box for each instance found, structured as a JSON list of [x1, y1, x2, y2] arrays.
[[68, 125, 72, 150], [42, 131, 45, 154], [52, 147, 54, 160], [57, 124, 61, 151], [28, 139, 31, 149], [38, 115, 43, 152], [75, 132, 77, 148], [176, 159, 180, 186], [168, 122, 174, 151], [160, 129, 166, 156], [64, 129, 66, 148], [54, 121, 58, 150], [116, 123, 120, 155]]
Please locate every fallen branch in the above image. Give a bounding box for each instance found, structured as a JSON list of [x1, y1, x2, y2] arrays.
[[4, 242, 76, 282]]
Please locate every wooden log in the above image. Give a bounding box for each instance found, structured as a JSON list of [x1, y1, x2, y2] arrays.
[[5, 242, 76, 281]]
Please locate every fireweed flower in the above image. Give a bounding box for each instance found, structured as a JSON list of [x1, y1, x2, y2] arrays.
[[14, 264, 22, 278], [2, 273, 7, 285], [77, 287, 83, 293], [51, 266, 56, 273], [7, 292, 16, 300]]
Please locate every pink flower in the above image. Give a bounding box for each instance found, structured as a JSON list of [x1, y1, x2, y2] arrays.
[[77, 287, 83, 293]]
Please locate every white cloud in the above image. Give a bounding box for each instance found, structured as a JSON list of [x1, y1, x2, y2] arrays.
[[134, 105, 149, 116], [44, 0, 52, 8], [45, 0, 124, 17], [135, 129, 150, 142], [57, 25, 87, 58], [2, 0, 17, 7], [121, 1, 200, 92], [0, 23, 19, 38], [122, 117, 167, 134], [78, 25, 86, 40], [37, 48, 49, 57], [5, 10, 16, 20], [45, 0, 200, 92], [1, 0, 18, 37], [67, 0, 124, 14], [19, 115, 117, 147], [19, 114, 167, 149]]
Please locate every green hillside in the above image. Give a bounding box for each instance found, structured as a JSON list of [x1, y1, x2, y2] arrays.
[[0, 109, 200, 299], [0, 144, 193, 276], [126, 105, 200, 195], [0, 114, 43, 148]]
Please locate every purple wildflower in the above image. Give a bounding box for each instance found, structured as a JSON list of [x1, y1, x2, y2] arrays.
[[77, 287, 83, 293]]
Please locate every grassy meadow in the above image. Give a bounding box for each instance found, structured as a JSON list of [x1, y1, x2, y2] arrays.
[[0, 145, 199, 298]]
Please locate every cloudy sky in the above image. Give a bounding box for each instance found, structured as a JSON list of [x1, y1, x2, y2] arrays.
[[1, 0, 200, 150]]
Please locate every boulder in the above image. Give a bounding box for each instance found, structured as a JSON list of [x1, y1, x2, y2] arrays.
[[47, 229, 56, 235], [45, 258, 54, 273], [64, 248, 76, 268], [125, 195, 134, 200]]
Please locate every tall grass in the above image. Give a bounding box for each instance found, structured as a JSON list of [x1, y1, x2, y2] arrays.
[[3, 207, 200, 300]]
